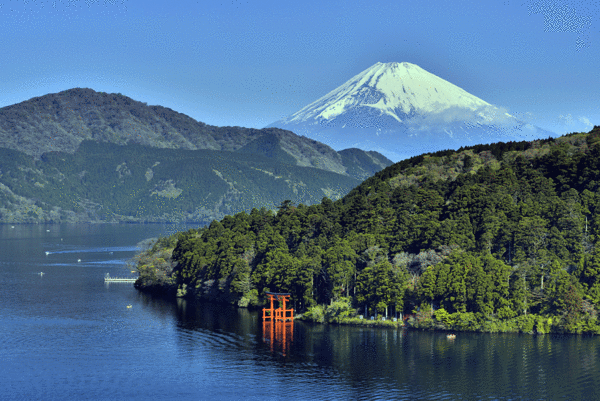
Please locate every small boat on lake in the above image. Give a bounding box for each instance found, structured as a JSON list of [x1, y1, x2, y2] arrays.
[[447, 334, 456, 339]]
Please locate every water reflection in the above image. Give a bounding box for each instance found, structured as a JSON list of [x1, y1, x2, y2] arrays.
[[261, 292, 295, 356], [133, 294, 600, 400], [263, 320, 294, 356]]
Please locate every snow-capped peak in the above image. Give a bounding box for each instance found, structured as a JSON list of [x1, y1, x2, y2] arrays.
[[282, 62, 513, 125], [266, 61, 554, 163]]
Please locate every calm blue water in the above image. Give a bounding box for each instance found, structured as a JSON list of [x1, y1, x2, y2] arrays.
[[1, 223, 600, 400]]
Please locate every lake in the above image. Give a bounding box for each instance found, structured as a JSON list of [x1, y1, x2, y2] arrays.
[[1, 223, 599, 400]]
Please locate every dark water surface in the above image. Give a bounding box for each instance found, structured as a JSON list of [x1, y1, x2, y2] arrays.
[[1, 224, 599, 400]]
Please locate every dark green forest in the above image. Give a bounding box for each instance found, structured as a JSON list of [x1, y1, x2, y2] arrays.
[[0, 140, 363, 223], [136, 126, 600, 334]]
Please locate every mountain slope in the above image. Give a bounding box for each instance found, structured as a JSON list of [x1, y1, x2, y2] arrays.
[[0, 140, 362, 224], [267, 62, 556, 162], [0, 87, 392, 181]]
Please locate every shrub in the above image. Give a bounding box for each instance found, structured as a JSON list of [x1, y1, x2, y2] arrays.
[[535, 315, 553, 334], [515, 314, 536, 334], [453, 312, 478, 331], [238, 296, 250, 308], [238, 289, 260, 308], [303, 304, 326, 323], [324, 297, 356, 323], [434, 308, 454, 328], [580, 318, 600, 334], [176, 284, 188, 298]]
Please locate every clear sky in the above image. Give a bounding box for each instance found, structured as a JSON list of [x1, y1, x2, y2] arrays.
[[1, 0, 598, 137]]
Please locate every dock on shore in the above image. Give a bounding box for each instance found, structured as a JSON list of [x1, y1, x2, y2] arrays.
[[104, 273, 137, 283]]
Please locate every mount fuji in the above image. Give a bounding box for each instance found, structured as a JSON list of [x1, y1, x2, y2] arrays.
[[266, 62, 556, 162]]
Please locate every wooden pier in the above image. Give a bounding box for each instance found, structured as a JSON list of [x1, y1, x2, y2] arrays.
[[104, 273, 137, 283]]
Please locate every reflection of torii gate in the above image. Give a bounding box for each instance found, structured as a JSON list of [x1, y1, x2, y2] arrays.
[[263, 292, 294, 322], [262, 292, 294, 356]]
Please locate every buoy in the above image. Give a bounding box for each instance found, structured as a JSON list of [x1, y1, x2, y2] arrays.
[[127, 305, 132, 309], [39, 272, 44, 276], [46, 229, 50, 232], [77, 259, 81, 262]]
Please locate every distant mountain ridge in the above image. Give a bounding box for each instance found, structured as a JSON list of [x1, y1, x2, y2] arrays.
[[0, 87, 392, 181], [267, 62, 556, 161]]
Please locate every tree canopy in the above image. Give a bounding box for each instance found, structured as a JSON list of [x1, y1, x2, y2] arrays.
[[138, 126, 600, 334]]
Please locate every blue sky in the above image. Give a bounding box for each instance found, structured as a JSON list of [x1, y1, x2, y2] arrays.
[[0, 0, 598, 137]]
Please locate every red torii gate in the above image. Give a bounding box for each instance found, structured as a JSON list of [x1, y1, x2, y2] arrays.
[[263, 291, 294, 322], [262, 292, 294, 355]]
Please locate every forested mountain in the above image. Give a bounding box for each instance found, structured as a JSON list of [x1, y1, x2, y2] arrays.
[[136, 125, 600, 334], [0, 88, 391, 180], [0, 88, 393, 223], [0, 140, 364, 224]]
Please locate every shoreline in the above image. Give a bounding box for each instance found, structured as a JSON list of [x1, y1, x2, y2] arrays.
[[135, 281, 599, 336], [294, 313, 405, 328], [296, 312, 600, 335], [130, 229, 600, 338], [133, 274, 600, 336]]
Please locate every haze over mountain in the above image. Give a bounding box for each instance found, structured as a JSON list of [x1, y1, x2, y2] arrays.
[[267, 62, 557, 162]]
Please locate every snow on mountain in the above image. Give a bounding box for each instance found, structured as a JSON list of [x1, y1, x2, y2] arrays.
[[267, 62, 555, 162]]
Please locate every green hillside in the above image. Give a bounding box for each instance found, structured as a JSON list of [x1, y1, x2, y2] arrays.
[[0, 88, 393, 180], [0, 140, 361, 223], [135, 126, 600, 335]]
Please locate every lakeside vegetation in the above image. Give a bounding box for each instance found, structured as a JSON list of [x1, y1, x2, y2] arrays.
[[135, 126, 600, 334]]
